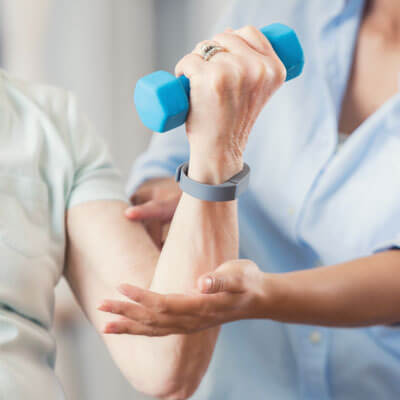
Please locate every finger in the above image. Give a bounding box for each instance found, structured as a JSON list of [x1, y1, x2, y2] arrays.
[[198, 270, 245, 294], [118, 284, 169, 311], [103, 320, 178, 337], [99, 299, 200, 330], [144, 220, 162, 249], [210, 31, 260, 58], [98, 300, 150, 321], [125, 200, 173, 221], [161, 222, 171, 245], [118, 284, 232, 315], [234, 26, 286, 81], [130, 189, 152, 206], [175, 53, 205, 78], [234, 25, 275, 56]]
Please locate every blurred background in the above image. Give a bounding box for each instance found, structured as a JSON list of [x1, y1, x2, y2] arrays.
[[0, 0, 230, 398]]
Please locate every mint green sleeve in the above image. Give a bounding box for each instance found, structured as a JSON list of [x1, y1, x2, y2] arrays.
[[65, 94, 128, 209]]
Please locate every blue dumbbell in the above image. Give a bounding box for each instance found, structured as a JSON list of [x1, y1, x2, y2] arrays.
[[135, 23, 304, 133]]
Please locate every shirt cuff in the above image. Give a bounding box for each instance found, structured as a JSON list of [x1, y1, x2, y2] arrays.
[[67, 175, 128, 209], [373, 236, 400, 253]]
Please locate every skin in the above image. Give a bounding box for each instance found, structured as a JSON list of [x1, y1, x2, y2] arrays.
[[67, 26, 284, 399], [119, 0, 400, 337], [339, 0, 400, 134], [129, 178, 181, 249]]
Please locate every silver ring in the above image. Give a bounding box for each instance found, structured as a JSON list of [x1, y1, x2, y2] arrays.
[[200, 42, 227, 61]]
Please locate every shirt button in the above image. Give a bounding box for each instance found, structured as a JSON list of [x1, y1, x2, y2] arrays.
[[288, 207, 295, 216], [309, 331, 322, 344]]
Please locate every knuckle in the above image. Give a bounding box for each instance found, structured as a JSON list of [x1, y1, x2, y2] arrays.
[[209, 68, 228, 91], [276, 62, 287, 85], [267, 59, 286, 86], [231, 57, 247, 78], [235, 274, 245, 288], [242, 25, 258, 35], [253, 61, 267, 80], [148, 327, 157, 337], [260, 62, 278, 87], [115, 303, 125, 314], [175, 54, 192, 73], [143, 316, 156, 326], [212, 33, 227, 43], [175, 56, 185, 72], [154, 299, 168, 313], [130, 290, 142, 303], [110, 303, 121, 314]]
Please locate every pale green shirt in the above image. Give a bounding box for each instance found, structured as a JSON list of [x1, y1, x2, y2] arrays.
[[0, 70, 126, 399]]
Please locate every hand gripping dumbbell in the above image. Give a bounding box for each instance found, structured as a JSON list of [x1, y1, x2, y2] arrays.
[[134, 23, 304, 133]]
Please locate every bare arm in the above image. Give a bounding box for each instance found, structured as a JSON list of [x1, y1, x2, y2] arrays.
[[264, 250, 400, 327], [66, 25, 284, 399], [102, 251, 400, 336], [65, 190, 237, 399]]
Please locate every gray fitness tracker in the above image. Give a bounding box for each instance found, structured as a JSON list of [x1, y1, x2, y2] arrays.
[[175, 162, 250, 202]]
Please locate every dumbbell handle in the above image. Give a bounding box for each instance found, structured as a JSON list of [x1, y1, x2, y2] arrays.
[[134, 23, 304, 133], [178, 23, 304, 97]]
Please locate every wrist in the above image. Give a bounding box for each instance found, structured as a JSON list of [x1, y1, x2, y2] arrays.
[[188, 146, 243, 185], [254, 272, 287, 319]]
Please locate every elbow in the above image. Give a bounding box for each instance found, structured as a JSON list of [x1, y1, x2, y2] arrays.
[[136, 385, 197, 400], [137, 382, 199, 400], [129, 372, 201, 400], [155, 387, 197, 400], [135, 379, 200, 400]]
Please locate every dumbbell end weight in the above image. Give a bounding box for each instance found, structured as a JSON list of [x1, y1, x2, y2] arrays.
[[134, 23, 304, 133], [260, 23, 304, 81], [134, 72, 190, 133]]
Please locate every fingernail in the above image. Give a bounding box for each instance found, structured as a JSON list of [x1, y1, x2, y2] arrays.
[[125, 207, 135, 216], [203, 277, 213, 292]]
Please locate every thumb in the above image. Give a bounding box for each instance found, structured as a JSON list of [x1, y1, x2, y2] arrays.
[[198, 267, 244, 294]]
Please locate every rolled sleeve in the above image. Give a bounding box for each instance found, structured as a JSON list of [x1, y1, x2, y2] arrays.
[[373, 236, 400, 253], [66, 94, 127, 209]]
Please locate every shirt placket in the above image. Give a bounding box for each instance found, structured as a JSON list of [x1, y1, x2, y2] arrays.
[[290, 1, 365, 399], [299, 327, 330, 400]]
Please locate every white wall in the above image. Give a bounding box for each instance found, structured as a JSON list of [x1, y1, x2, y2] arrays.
[[155, 0, 230, 70]]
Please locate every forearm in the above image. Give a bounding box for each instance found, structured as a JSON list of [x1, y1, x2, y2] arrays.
[[147, 150, 240, 397], [66, 152, 240, 398], [264, 250, 400, 327]]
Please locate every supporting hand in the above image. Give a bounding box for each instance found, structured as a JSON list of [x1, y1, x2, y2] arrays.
[[99, 260, 272, 336], [125, 177, 181, 248]]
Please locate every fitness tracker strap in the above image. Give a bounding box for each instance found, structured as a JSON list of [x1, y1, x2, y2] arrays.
[[175, 162, 250, 202]]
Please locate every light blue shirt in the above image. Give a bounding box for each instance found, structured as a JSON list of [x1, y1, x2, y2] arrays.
[[0, 71, 126, 399], [128, 1, 400, 399]]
